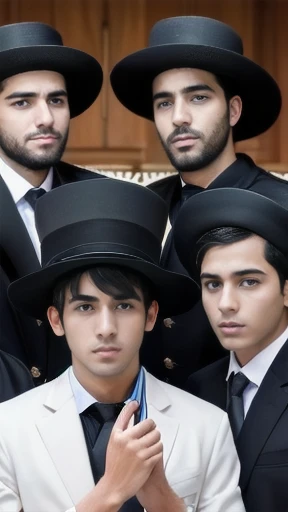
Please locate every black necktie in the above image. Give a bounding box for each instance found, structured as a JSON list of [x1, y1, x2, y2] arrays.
[[24, 188, 46, 210], [81, 403, 143, 511], [227, 372, 250, 439]]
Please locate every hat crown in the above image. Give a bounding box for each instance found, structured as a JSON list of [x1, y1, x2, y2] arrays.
[[0, 22, 63, 52], [35, 179, 168, 268], [36, 179, 167, 243], [149, 16, 243, 54]]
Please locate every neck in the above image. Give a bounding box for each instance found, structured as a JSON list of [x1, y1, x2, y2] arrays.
[[180, 144, 236, 189], [73, 364, 140, 403], [235, 322, 288, 367], [0, 152, 49, 187]]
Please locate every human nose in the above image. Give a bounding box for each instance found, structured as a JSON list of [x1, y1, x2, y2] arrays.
[[34, 101, 54, 128], [95, 308, 117, 339], [172, 99, 192, 126], [218, 285, 239, 314]]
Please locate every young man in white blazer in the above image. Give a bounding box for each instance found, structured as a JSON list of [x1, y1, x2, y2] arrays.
[[1, 179, 245, 512]]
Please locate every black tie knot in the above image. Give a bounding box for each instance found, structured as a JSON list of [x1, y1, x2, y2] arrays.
[[230, 372, 250, 398], [84, 402, 124, 423], [24, 187, 46, 210]]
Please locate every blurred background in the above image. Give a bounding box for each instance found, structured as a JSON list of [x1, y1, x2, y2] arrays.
[[1, 0, 287, 182]]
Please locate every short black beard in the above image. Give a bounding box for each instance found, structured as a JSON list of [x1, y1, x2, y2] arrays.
[[158, 108, 231, 173], [0, 127, 69, 171]]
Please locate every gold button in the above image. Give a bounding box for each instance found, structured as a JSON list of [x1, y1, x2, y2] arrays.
[[163, 318, 175, 328], [164, 357, 176, 370], [31, 366, 41, 378]]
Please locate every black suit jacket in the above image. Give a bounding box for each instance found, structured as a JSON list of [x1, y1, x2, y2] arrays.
[[0, 162, 104, 383], [187, 341, 288, 512], [0, 350, 34, 402], [144, 154, 288, 388]]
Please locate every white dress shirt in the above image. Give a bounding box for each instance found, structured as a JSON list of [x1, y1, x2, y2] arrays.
[[69, 367, 99, 414], [0, 158, 53, 261], [226, 325, 288, 417]]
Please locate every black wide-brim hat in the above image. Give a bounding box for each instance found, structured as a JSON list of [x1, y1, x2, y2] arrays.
[[110, 16, 281, 141], [9, 179, 197, 320], [0, 22, 103, 118], [174, 188, 288, 279]]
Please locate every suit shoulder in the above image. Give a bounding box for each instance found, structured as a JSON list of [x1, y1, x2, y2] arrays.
[[0, 377, 56, 416], [58, 161, 105, 181], [148, 174, 179, 192], [255, 165, 288, 185], [188, 357, 229, 384], [151, 373, 225, 421]]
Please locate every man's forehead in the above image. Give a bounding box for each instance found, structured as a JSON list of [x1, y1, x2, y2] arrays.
[[152, 67, 217, 89], [1, 70, 66, 93], [201, 235, 267, 268]]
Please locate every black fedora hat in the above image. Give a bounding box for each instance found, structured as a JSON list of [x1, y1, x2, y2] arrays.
[[110, 16, 281, 141], [0, 22, 103, 118], [8, 178, 197, 319], [174, 188, 288, 279]]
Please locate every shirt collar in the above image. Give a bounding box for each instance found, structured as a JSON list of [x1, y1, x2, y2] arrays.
[[226, 325, 288, 387], [69, 366, 145, 415], [0, 157, 53, 204], [180, 153, 258, 190], [69, 367, 98, 414]]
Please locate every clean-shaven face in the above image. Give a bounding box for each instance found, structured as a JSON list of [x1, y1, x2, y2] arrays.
[[152, 68, 231, 173], [0, 70, 70, 171], [200, 235, 288, 365], [48, 272, 157, 383]]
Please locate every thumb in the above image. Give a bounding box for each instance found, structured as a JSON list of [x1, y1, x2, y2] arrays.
[[114, 400, 139, 431]]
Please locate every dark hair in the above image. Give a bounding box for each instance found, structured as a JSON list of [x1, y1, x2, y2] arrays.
[[196, 227, 288, 292], [214, 74, 236, 103], [0, 78, 8, 94], [52, 265, 155, 323]]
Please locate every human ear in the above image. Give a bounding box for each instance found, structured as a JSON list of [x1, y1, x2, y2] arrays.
[[229, 96, 242, 127], [144, 300, 159, 332], [47, 306, 65, 336], [283, 280, 288, 307]]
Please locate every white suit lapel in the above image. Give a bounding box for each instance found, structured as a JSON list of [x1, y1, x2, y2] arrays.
[[36, 370, 94, 504], [145, 371, 179, 467]]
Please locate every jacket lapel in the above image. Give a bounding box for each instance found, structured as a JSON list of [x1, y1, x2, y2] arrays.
[[36, 370, 94, 503], [237, 340, 288, 490], [0, 176, 39, 276], [145, 371, 179, 467]]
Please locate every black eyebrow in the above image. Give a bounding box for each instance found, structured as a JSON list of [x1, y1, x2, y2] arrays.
[[200, 269, 266, 280], [68, 292, 141, 304], [69, 294, 99, 304], [5, 89, 68, 100], [153, 84, 215, 102]]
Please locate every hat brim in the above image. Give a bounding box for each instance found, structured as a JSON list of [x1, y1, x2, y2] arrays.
[[8, 252, 198, 320], [0, 46, 103, 117], [174, 188, 288, 278], [110, 44, 281, 141]]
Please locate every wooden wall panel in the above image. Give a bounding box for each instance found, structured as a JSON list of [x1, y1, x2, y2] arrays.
[[276, 0, 288, 164], [53, 0, 104, 149], [106, 0, 146, 149], [0, 1, 12, 25], [10, 0, 53, 24]]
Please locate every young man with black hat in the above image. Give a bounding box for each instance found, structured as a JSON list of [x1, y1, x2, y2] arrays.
[[110, 15, 288, 388], [0, 21, 104, 385], [0, 179, 245, 512], [174, 187, 288, 512]]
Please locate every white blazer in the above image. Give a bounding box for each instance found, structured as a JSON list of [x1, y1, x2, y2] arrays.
[[0, 369, 245, 512]]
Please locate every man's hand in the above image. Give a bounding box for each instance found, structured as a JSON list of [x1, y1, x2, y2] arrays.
[[137, 459, 186, 512], [101, 400, 163, 505]]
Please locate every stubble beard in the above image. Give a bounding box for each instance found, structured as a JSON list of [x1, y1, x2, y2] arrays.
[[158, 108, 231, 173], [0, 127, 69, 171]]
